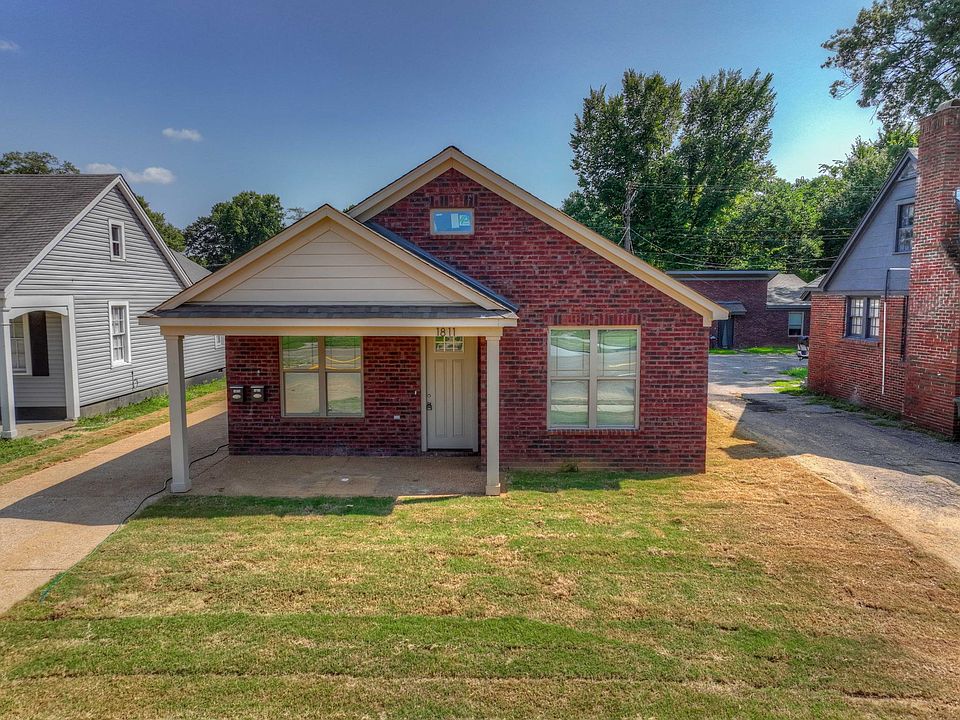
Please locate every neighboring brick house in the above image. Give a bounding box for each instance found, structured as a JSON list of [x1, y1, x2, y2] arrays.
[[809, 99, 960, 437], [143, 147, 726, 494], [667, 270, 810, 348]]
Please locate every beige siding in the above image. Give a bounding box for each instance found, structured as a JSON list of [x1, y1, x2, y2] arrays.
[[209, 229, 455, 305], [12, 312, 66, 408], [15, 187, 224, 406]]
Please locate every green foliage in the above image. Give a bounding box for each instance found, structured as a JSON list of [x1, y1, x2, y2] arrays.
[[75, 379, 225, 431], [184, 191, 285, 266], [0, 436, 68, 466], [823, 0, 960, 128], [0, 150, 78, 175], [135, 194, 185, 251], [566, 68, 777, 268]]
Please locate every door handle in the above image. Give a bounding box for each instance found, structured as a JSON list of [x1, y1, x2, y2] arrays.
[[426, 402, 433, 411]]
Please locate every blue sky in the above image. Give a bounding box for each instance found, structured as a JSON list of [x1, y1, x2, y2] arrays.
[[1, 0, 878, 227]]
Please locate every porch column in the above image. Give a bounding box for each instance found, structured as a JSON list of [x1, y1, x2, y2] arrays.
[[0, 306, 17, 439], [485, 335, 500, 495], [166, 335, 190, 492]]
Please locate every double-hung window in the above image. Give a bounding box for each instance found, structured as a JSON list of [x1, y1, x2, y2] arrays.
[[548, 328, 638, 429], [895, 202, 914, 253], [787, 311, 804, 337], [10, 316, 29, 374], [281, 336, 363, 417], [109, 302, 131, 366], [846, 297, 881, 339], [109, 220, 125, 260]]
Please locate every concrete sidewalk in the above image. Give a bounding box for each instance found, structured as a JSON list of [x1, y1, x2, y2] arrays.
[[709, 354, 960, 572], [0, 402, 228, 614]]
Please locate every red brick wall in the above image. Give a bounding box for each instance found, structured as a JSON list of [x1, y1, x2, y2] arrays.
[[227, 336, 422, 455], [371, 169, 709, 472], [903, 103, 960, 437], [678, 277, 808, 348], [808, 294, 907, 415]]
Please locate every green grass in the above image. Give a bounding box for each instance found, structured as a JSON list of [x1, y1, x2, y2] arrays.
[[1, 423, 958, 718], [772, 366, 808, 393], [74, 378, 226, 431], [711, 345, 796, 355], [0, 434, 70, 465]]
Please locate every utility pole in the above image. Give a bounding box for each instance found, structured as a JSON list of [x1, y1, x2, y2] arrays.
[[622, 182, 637, 254]]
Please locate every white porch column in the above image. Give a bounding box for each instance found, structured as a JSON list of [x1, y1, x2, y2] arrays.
[[0, 306, 17, 439], [166, 335, 190, 492], [485, 335, 500, 495]]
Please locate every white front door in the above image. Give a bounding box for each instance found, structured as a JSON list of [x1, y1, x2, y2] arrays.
[[426, 336, 478, 450]]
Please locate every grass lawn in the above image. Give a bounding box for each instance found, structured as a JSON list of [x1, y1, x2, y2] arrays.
[[710, 346, 796, 355], [1, 414, 959, 718], [0, 379, 225, 485]]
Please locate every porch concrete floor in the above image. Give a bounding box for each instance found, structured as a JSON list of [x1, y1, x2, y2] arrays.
[[190, 453, 487, 497]]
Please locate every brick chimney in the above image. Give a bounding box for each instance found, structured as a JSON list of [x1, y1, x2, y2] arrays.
[[903, 99, 960, 436]]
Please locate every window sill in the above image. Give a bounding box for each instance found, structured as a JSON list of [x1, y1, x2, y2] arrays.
[[892, 250, 912, 256], [547, 426, 639, 433], [280, 414, 366, 420], [841, 336, 880, 345], [110, 361, 132, 368]]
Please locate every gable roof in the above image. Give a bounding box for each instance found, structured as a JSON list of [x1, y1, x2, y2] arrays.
[[348, 147, 727, 326], [154, 204, 517, 313], [171, 250, 211, 285], [818, 150, 918, 292], [0, 173, 191, 296], [0, 174, 118, 290], [766, 273, 810, 307]]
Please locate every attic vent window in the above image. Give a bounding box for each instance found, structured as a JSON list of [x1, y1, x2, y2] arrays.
[[109, 220, 125, 260], [431, 209, 474, 235]]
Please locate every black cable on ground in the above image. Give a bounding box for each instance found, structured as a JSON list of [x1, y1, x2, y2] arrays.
[[38, 443, 230, 604]]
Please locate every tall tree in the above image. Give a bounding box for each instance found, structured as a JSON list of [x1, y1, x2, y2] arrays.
[[184, 191, 285, 267], [0, 150, 78, 174], [564, 68, 776, 267], [135, 195, 185, 252], [823, 0, 960, 128]]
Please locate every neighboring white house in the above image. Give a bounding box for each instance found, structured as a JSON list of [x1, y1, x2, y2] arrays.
[[0, 173, 224, 438]]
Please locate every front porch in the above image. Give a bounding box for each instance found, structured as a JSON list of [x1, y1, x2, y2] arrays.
[[191, 453, 486, 497]]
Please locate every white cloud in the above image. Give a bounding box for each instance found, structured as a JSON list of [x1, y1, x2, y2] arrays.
[[162, 127, 202, 142], [85, 162, 120, 174], [84, 163, 175, 184], [0, 40, 20, 52]]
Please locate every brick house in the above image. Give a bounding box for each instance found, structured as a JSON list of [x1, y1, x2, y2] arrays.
[[143, 147, 726, 494], [667, 270, 810, 348], [808, 99, 960, 437]]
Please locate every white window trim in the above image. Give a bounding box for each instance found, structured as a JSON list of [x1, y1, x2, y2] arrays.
[[894, 199, 915, 254], [10, 315, 31, 376], [214, 335, 224, 349], [547, 326, 640, 430], [787, 311, 804, 337], [430, 208, 475, 235], [279, 337, 364, 418], [108, 301, 132, 367], [108, 219, 126, 261]]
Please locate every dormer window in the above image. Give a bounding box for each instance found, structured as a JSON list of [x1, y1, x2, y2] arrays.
[[109, 220, 125, 260], [431, 209, 474, 235]]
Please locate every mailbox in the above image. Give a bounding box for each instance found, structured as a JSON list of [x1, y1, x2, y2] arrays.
[[249, 385, 266, 403], [229, 385, 245, 403]]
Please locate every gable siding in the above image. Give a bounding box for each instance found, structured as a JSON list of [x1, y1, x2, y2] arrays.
[[827, 167, 915, 294], [14, 187, 224, 407], [12, 312, 66, 408], [209, 228, 455, 305]]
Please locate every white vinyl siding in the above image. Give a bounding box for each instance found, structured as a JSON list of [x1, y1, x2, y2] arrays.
[[12, 312, 67, 408], [209, 228, 457, 305], [14, 187, 225, 406], [548, 328, 639, 429]]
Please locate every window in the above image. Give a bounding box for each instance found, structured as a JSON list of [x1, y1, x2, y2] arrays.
[[846, 297, 881, 339], [434, 336, 464, 352], [895, 202, 914, 253], [214, 335, 224, 349], [281, 336, 362, 417], [9, 316, 29, 374], [109, 302, 131, 366], [430, 209, 474, 235], [787, 311, 804, 337], [548, 328, 638, 429], [109, 220, 125, 260]]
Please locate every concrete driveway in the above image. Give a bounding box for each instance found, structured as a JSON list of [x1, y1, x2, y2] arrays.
[[709, 353, 960, 571], [0, 403, 228, 614]]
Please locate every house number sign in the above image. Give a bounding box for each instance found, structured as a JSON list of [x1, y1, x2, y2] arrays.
[[436, 327, 456, 337]]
